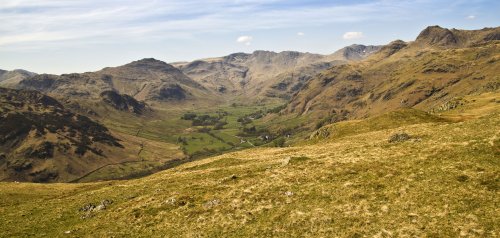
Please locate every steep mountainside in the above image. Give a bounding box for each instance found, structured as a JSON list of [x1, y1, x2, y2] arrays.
[[173, 45, 381, 100], [0, 87, 186, 183], [12, 59, 210, 104], [0, 88, 131, 182], [285, 26, 500, 124]]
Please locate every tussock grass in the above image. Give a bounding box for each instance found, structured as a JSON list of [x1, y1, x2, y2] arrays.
[[0, 94, 498, 237]]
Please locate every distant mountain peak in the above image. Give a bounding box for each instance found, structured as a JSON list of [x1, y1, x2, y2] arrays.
[[126, 58, 170, 67], [328, 44, 382, 61], [416, 25, 457, 47], [119, 58, 185, 74], [137, 57, 163, 63]]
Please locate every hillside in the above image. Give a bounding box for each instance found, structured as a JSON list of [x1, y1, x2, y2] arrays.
[[0, 88, 186, 182], [0, 92, 497, 236], [284, 26, 500, 126], [0, 88, 124, 182], [11, 59, 212, 105], [172, 45, 381, 100]]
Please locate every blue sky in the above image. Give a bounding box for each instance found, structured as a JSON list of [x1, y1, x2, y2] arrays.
[[0, 0, 498, 74]]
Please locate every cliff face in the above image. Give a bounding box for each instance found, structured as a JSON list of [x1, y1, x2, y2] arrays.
[[100, 90, 149, 114]]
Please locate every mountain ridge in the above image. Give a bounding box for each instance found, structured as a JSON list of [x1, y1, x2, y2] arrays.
[[281, 25, 500, 129], [172, 44, 382, 100]]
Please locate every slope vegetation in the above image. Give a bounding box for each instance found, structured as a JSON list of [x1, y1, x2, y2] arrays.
[[0, 92, 497, 237], [0, 88, 122, 182]]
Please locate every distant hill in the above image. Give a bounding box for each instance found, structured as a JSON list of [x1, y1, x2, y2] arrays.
[[172, 45, 381, 100], [284, 26, 500, 126], [1, 46, 381, 106], [0, 69, 36, 88], [10, 58, 210, 104]]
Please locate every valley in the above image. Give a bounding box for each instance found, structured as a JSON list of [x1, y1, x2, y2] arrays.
[[0, 91, 498, 236], [0, 23, 499, 237], [0, 42, 383, 182]]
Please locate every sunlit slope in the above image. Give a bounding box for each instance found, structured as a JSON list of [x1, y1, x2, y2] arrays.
[[286, 26, 500, 125], [0, 93, 498, 237]]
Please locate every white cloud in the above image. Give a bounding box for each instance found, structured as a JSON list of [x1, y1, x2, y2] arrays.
[[237, 35, 253, 45], [342, 31, 364, 40], [297, 32, 305, 36], [466, 15, 476, 20]]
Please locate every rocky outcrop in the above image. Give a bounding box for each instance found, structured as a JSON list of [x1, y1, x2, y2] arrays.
[[100, 90, 149, 114], [156, 84, 187, 100], [416, 26, 458, 47], [328, 44, 382, 61]]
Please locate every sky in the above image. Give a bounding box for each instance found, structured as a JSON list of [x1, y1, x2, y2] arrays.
[[0, 0, 499, 74]]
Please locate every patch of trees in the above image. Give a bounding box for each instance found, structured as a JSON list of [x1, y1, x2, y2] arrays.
[[181, 110, 228, 128], [238, 126, 275, 141]]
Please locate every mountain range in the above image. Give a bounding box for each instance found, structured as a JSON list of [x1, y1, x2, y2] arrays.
[[0, 25, 498, 183], [0, 24, 499, 237]]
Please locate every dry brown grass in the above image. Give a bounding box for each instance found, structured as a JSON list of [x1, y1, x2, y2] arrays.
[[0, 93, 498, 237]]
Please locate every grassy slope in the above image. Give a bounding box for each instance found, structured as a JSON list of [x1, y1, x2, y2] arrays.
[[285, 40, 500, 126], [0, 93, 498, 237]]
